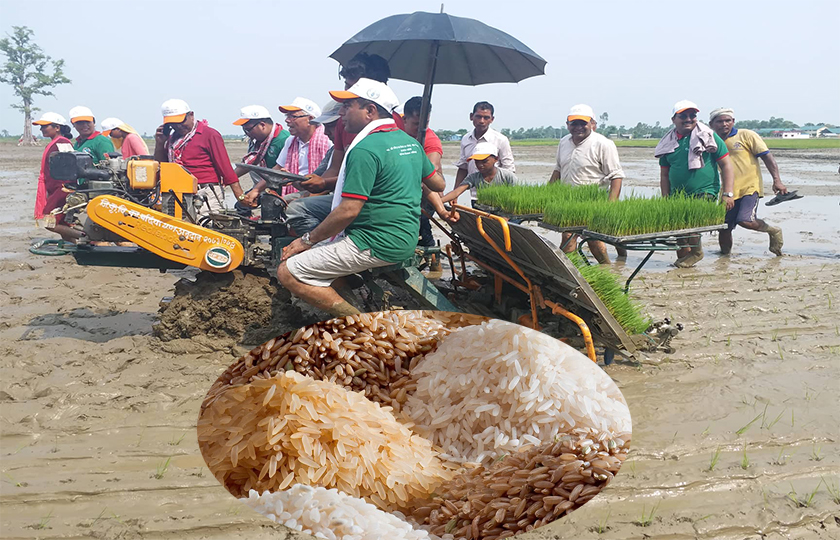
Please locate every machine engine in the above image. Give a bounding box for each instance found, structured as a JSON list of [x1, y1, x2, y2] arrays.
[[49, 152, 200, 242]]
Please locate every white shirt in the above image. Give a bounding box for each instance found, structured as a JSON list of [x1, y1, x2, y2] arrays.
[[456, 127, 516, 175], [554, 132, 625, 188], [277, 136, 326, 176]]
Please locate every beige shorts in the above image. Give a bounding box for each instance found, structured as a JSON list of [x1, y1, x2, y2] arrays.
[[285, 236, 391, 287]]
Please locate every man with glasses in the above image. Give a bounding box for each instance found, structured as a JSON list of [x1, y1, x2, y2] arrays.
[[454, 101, 515, 201], [549, 104, 626, 264], [246, 98, 332, 200], [655, 100, 735, 267], [233, 105, 290, 208], [154, 99, 244, 217]]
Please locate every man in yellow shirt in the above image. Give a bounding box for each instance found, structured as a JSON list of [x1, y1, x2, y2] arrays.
[[709, 108, 787, 256]]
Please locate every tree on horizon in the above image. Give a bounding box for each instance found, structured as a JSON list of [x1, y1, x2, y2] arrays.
[[0, 26, 71, 145]]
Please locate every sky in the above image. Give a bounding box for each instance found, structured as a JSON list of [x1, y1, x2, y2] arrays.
[[1, 0, 839, 136]]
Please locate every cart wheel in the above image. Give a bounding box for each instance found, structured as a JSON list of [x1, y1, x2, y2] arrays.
[[29, 239, 74, 256], [604, 348, 615, 365]]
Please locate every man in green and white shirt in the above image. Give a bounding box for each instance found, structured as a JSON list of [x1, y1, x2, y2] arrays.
[[277, 79, 445, 316], [69, 106, 115, 162]]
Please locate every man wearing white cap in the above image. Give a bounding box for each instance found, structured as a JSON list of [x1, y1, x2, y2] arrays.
[[550, 104, 626, 264], [655, 100, 735, 267], [272, 98, 332, 197], [276, 78, 445, 316], [438, 142, 516, 206], [263, 101, 342, 229], [69, 106, 115, 162], [232, 105, 290, 207], [153, 99, 244, 217], [709, 107, 787, 256], [101, 118, 149, 158]]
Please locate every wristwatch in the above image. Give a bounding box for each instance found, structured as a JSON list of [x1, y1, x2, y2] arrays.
[[300, 232, 313, 247], [722, 192, 734, 198]]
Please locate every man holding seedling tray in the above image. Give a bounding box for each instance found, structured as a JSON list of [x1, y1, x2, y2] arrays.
[[655, 100, 735, 268], [550, 104, 626, 264]]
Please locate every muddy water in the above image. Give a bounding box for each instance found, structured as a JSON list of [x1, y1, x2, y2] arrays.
[[1, 141, 838, 539]]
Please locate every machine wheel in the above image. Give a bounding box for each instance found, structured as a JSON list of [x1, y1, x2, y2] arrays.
[[29, 239, 75, 256]]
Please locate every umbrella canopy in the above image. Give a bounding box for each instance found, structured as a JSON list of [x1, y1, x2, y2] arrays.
[[331, 11, 546, 146], [330, 11, 546, 86]]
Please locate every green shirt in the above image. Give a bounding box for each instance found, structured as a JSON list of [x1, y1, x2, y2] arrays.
[[341, 128, 435, 262], [658, 132, 728, 197], [74, 134, 115, 162], [249, 129, 290, 168]]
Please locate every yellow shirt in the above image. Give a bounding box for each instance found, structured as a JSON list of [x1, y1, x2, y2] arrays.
[[722, 128, 770, 199]]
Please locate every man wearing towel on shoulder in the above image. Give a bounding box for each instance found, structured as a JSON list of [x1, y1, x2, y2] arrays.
[[708, 107, 786, 257], [276, 79, 445, 316], [655, 100, 735, 268], [550, 104, 626, 264]]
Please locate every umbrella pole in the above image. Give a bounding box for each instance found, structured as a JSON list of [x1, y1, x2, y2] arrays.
[[417, 40, 440, 148]]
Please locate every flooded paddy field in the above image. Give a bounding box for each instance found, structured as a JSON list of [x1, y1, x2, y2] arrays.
[[1, 141, 838, 539]]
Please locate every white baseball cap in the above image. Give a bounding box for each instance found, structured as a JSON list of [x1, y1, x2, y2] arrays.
[[313, 100, 342, 125], [100, 117, 123, 136], [69, 106, 95, 123], [33, 112, 68, 126], [468, 141, 499, 161], [672, 100, 700, 116], [567, 104, 595, 122], [161, 99, 191, 123], [278, 97, 321, 118], [330, 78, 400, 113], [233, 105, 272, 126]]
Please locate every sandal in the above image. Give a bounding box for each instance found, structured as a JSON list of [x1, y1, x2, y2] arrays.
[[765, 190, 803, 206]]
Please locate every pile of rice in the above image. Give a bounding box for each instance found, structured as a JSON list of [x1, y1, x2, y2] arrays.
[[198, 371, 454, 509], [402, 320, 631, 463], [242, 485, 434, 540], [203, 311, 450, 412], [408, 430, 629, 539]]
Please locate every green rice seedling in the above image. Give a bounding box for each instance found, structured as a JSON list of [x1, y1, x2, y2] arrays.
[[565, 192, 727, 237], [636, 500, 661, 527], [169, 432, 187, 446], [811, 444, 824, 462], [34, 510, 53, 530], [566, 253, 651, 334], [772, 447, 790, 466], [823, 476, 840, 504], [596, 508, 612, 534], [476, 182, 608, 215], [701, 424, 711, 437], [708, 446, 723, 471], [153, 456, 172, 480], [741, 442, 750, 469], [777, 344, 784, 361], [737, 408, 766, 436], [764, 408, 786, 430], [788, 481, 822, 508]]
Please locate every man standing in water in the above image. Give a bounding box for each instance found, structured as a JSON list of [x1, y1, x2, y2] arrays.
[[709, 107, 786, 256], [550, 104, 626, 264], [655, 100, 735, 268]]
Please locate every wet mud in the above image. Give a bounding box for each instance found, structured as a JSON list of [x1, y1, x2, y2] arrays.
[[1, 141, 838, 540]]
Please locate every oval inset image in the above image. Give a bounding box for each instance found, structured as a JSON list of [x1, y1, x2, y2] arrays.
[[198, 311, 631, 539]]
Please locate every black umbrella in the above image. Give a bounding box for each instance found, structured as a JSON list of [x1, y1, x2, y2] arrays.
[[330, 9, 546, 145]]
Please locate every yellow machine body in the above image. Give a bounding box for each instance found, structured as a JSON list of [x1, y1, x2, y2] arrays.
[[86, 194, 244, 273], [158, 163, 198, 220], [126, 160, 159, 189]]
